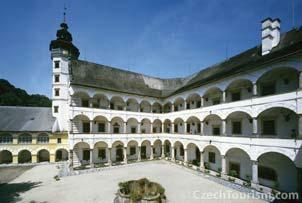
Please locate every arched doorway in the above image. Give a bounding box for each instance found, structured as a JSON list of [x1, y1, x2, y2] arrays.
[[37, 149, 50, 162], [18, 150, 32, 163], [0, 150, 12, 164]]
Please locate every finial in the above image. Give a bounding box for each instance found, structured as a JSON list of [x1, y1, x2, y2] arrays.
[[63, 4, 67, 23]]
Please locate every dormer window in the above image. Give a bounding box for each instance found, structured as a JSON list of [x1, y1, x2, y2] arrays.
[[54, 61, 60, 68]]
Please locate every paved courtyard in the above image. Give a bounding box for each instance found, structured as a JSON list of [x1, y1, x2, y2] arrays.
[[1, 160, 268, 203]]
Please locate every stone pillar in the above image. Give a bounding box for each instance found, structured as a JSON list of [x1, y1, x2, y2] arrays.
[[107, 122, 111, 133], [184, 122, 187, 134], [184, 148, 188, 165], [123, 147, 127, 164], [108, 148, 112, 166], [200, 121, 204, 135], [171, 146, 175, 161], [150, 145, 154, 160], [222, 120, 226, 136], [298, 114, 302, 139], [150, 123, 153, 133], [124, 122, 127, 133], [137, 146, 141, 161], [69, 150, 73, 168], [161, 145, 165, 158], [171, 104, 174, 112], [137, 122, 141, 134], [222, 91, 226, 103], [184, 101, 187, 110], [200, 152, 204, 171], [200, 97, 204, 107], [221, 155, 227, 175], [253, 83, 257, 96], [50, 154, 55, 163], [253, 118, 258, 137], [32, 154, 37, 163], [123, 106, 126, 111], [108, 102, 110, 109], [252, 161, 259, 184], [171, 123, 175, 133], [90, 149, 93, 167], [90, 121, 93, 133], [13, 155, 18, 164], [89, 99, 93, 108]]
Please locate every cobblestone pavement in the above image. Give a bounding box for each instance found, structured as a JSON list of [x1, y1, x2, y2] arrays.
[[10, 160, 268, 203]]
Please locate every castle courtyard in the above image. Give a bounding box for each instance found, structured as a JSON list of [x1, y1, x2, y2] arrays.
[[0, 161, 268, 203]]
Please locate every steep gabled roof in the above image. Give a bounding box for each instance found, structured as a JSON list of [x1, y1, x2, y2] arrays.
[[70, 28, 302, 98], [0, 106, 55, 132]]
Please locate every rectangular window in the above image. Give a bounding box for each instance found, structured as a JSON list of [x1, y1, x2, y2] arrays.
[[131, 127, 136, 134], [130, 147, 136, 155], [231, 91, 241, 101], [54, 61, 60, 68], [212, 126, 220, 135], [187, 123, 190, 133], [113, 127, 119, 133], [174, 125, 178, 133], [57, 138, 62, 144], [83, 149, 90, 161], [54, 106, 59, 113], [209, 152, 216, 163], [83, 122, 90, 133], [232, 121, 242, 134], [54, 75, 60, 82], [261, 82, 276, 96], [98, 123, 105, 132], [212, 98, 220, 105], [197, 101, 201, 108], [55, 88, 60, 96], [82, 99, 89, 107], [98, 148, 106, 159], [258, 166, 277, 181], [262, 120, 275, 135]]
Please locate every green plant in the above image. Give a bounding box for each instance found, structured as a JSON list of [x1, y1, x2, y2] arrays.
[[205, 169, 210, 174], [228, 170, 238, 178], [204, 162, 210, 170], [54, 175, 60, 181]]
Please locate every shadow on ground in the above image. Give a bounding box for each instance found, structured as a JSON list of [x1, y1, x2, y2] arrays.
[[0, 181, 41, 203]]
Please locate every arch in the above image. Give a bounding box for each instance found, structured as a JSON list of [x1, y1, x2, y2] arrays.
[[72, 114, 91, 134], [186, 93, 201, 109], [127, 140, 139, 147], [111, 117, 124, 134], [18, 133, 32, 144], [187, 143, 201, 165], [257, 152, 297, 192], [163, 119, 172, 133], [173, 97, 185, 111], [72, 91, 90, 107], [152, 119, 162, 133], [37, 133, 49, 144], [174, 118, 185, 134], [18, 150, 32, 163], [0, 150, 13, 164], [203, 145, 222, 172], [141, 140, 152, 159], [174, 141, 185, 161], [225, 111, 253, 137], [37, 149, 50, 162], [55, 148, 68, 161], [93, 115, 109, 122], [141, 118, 151, 134], [256, 67, 299, 96], [163, 102, 172, 113], [73, 141, 91, 165], [112, 140, 125, 148], [152, 102, 162, 113], [140, 100, 152, 113], [257, 107, 298, 138], [0, 133, 13, 144], [126, 98, 139, 112], [110, 96, 126, 110], [126, 118, 139, 133], [92, 93, 110, 109], [225, 79, 253, 102], [74, 141, 90, 149], [203, 87, 223, 107]]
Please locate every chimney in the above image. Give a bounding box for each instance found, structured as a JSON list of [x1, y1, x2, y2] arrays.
[[261, 18, 281, 55]]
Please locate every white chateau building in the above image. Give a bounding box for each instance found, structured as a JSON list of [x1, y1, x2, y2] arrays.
[[48, 18, 302, 193]]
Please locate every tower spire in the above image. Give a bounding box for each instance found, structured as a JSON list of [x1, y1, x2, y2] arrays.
[[63, 4, 67, 23]]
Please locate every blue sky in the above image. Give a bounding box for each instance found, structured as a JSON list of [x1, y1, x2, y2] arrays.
[[0, 0, 301, 97]]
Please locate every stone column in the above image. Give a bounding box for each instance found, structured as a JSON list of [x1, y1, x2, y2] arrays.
[[13, 155, 18, 164], [184, 101, 187, 110], [221, 155, 227, 175], [89, 99, 93, 108], [123, 147, 127, 164], [150, 123, 153, 133], [222, 120, 226, 136], [69, 149, 73, 168], [222, 91, 226, 103], [253, 118, 258, 137], [137, 122, 141, 134], [32, 154, 37, 163], [137, 146, 141, 161], [200, 121, 204, 135], [171, 146, 175, 161], [252, 161, 259, 184], [171, 104, 174, 112], [108, 148, 112, 166], [90, 149, 93, 167], [184, 122, 187, 134], [161, 145, 165, 158], [253, 83, 257, 97], [200, 152, 204, 171], [107, 121, 111, 133], [124, 122, 127, 133], [171, 123, 175, 133], [184, 148, 188, 165], [90, 121, 93, 133], [298, 115, 302, 139], [150, 145, 154, 160], [50, 154, 55, 163], [200, 97, 204, 107]]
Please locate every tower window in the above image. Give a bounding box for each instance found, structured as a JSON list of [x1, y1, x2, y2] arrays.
[[54, 106, 59, 113], [54, 75, 60, 82], [55, 88, 60, 96], [57, 138, 62, 144], [54, 61, 60, 68]]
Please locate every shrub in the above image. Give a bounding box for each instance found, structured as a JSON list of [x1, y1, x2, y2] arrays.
[[228, 170, 238, 178]]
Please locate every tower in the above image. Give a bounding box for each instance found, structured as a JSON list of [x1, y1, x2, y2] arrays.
[[50, 12, 80, 132]]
